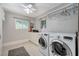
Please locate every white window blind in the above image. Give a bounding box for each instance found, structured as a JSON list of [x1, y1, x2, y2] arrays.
[[15, 18, 29, 30]]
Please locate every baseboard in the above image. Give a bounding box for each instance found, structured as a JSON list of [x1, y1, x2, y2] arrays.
[[3, 39, 29, 47], [29, 40, 39, 47]]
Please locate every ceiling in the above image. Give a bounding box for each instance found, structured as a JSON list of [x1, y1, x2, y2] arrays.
[[0, 3, 66, 17]]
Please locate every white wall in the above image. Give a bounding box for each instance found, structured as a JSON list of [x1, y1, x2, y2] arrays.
[[3, 12, 33, 44], [0, 7, 5, 55], [35, 13, 78, 33], [46, 14, 78, 33], [34, 19, 41, 31]]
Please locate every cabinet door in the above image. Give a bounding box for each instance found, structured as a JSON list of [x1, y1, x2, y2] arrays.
[[0, 19, 2, 55]]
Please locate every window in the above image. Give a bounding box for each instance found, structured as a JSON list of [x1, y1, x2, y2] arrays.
[[16, 18, 29, 30], [40, 17, 46, 29], [41, 20, 46, 29]]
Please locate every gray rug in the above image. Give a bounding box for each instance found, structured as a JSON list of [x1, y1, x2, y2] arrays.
[[8, 47, 30, 56]]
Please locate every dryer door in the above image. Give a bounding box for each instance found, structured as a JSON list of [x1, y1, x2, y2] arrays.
[[38, 37, 47, 49], [50, 40, 72, 56]]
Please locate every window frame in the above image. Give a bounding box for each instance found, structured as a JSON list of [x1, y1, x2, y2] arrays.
[[15, 18, 30, 30]]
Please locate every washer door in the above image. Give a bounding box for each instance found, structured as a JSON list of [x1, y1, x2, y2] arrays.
[[39, 37, 47, 49], [51, 40, 72, 56]]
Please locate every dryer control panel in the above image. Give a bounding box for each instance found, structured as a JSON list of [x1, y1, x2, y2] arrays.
[[63, 36, 73, 40]]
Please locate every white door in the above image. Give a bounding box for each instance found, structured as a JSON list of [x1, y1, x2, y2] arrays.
[[0, 19, 2, 55]]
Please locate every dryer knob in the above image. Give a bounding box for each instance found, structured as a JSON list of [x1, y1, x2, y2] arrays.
[[58, 36, 60, 39]]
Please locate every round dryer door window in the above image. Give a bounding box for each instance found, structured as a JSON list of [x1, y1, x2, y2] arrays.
[[51, 40, 72, 56], [39, 37, 47, 49]]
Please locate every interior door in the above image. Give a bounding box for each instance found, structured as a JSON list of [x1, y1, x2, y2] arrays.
[[0, 19, 2, 55]]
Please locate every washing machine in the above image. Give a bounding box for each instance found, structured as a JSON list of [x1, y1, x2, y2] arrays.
[[49, 33, 78, 56], [38, 33, 49, 56]]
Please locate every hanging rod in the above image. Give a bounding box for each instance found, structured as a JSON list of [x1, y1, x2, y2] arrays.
[[39, 3, 78, 19], [48, 4, 77, 16]]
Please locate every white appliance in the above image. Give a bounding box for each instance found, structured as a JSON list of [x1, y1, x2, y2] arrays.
[[49, 33, 77, 56], [38, 33, 49, 56]]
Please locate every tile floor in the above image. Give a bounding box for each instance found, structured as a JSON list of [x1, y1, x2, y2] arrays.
[[2, 41, 43, 56]]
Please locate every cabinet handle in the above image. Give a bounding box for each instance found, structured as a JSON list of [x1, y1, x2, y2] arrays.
[[0, 35, 1, 39]]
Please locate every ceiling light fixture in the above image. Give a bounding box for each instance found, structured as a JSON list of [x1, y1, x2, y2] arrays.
[[21, 3, 36, 14]]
